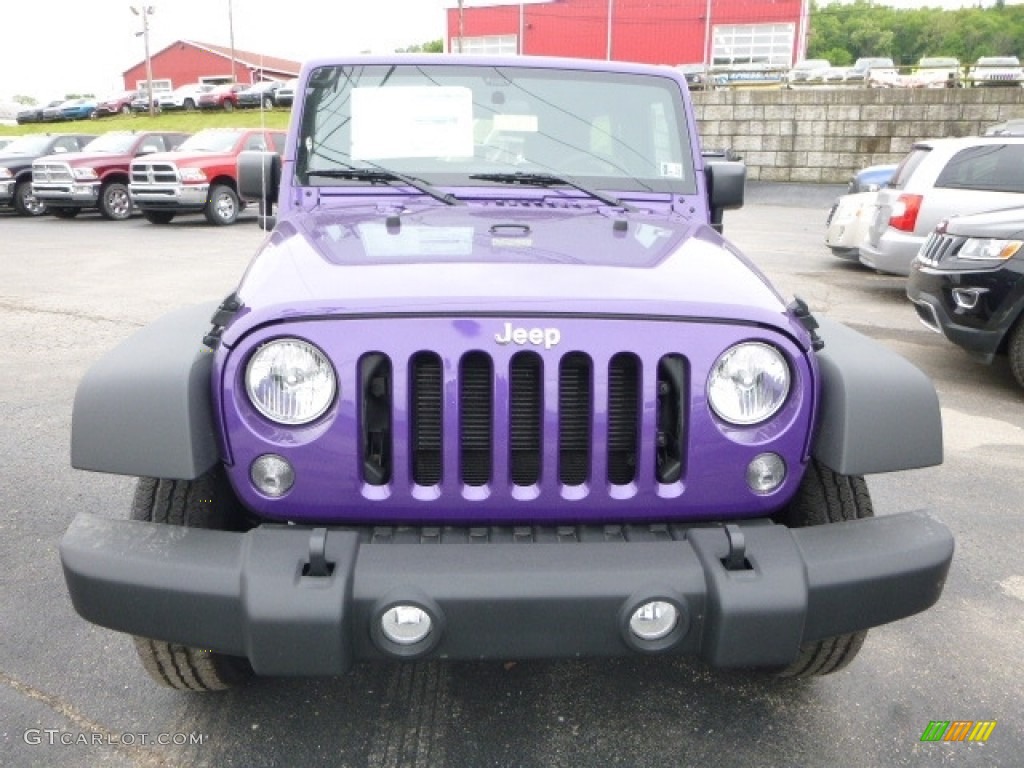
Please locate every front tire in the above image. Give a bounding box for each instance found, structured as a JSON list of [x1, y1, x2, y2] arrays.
[[13, 180, 46, 216], [130, 473, 253, 691], [1008, 317, 1024, 389], [204, 183, 240, 225], [773, 459, 873, 678], [98, 182, 132, 220]]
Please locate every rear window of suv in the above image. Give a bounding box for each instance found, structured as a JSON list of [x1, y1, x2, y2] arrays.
[[935, 144, 1024, 193], [890, 147, 931, 188]]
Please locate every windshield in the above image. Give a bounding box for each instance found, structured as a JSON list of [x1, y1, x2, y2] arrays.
[[1, 135, 54, 154], [178, 130, 244, 152], [80, 133, 139, 153], [298, 63, 696, 195], [977, 57, 1020, 67]]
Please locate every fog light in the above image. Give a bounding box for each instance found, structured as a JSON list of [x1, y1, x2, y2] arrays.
[[747, 453, 786, 494], [629, 600, 678, 641], [952, 287, 985, 311], [381, 605, 433, 645], [250, 454, 294, 497]]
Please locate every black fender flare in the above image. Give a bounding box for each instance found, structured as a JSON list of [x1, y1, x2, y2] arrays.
[[71, 303, 220, 479], [812, 317, 943, 476]]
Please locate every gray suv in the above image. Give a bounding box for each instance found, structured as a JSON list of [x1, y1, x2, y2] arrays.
[[860, 137, 1024, 276]]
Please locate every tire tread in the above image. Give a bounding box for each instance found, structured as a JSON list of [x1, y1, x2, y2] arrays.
[[774, 459, 873, 678], [130, 473, 252, 691]]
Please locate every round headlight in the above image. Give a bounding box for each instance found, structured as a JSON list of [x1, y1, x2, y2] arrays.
[[245, 338, 336, 425], [707, 342, 790, 425]]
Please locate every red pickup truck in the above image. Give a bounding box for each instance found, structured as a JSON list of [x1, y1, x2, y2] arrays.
[[129, 128, 285, 225], [31, 131, 188, 220]]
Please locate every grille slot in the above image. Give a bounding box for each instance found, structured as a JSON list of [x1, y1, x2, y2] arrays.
[[656, 355, 686, 483], [411, 353, 443, 486], [559, 353, 592, 485], [360, 353, 392, 485], [607, 353, 640, 485], [460, 352, 492, 486], [509, 352, 543, 486]]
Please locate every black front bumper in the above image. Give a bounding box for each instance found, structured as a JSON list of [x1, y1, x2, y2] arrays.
[[908, 261, 1024, 363], [60, 512, 953, 676]]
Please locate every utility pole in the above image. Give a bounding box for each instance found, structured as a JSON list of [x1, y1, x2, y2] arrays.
[[458, 0, 464, 53], [228, 0, 237, 82], [131, 5, 156, 117]]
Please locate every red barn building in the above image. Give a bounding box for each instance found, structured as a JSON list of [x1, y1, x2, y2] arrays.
[[122, 40, 301, 93], [444, 0, 809, 68]]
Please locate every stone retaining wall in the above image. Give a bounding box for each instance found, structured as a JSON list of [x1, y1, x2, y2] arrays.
[[691, 87, 1024, 183]]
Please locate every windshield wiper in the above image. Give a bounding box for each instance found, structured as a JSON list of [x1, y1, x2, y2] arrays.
[[306, 166, 462, 206], [468, 172, 636, 212]]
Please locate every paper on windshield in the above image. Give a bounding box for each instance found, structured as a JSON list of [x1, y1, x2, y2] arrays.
[[352, 86, 474, 160]]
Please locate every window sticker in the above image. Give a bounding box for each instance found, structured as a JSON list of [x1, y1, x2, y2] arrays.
[[660, 162, 684, 179], [493, 114, 539, 133], [352, 87, 474, 159]]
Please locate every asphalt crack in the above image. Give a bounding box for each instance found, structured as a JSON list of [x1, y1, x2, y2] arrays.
[[0, 669, 176, 768]]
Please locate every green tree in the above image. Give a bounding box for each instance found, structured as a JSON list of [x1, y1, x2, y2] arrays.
[[396, 39, 443, 53], [13, 95, 37, 106], [809, 1, 1024, 66]]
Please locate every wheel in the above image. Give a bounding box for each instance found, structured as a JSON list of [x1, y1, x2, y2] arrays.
[[13, 180, 47, 216], [223, 99, 234, 112], [98, 182, 132, 220], [143, 210, 175, 225], [772, 459, 873, 678], [120, 104, 131, 116], [204, 184, 240, 225], [130, 472, 253, 691], [50, 207, 80, 219], [183, 98, 196, 112], [262, 96, 274, 110], [1008, 317, 1024, 389]]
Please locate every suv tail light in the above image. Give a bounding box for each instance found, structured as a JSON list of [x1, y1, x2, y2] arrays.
[[889, 193, 923, 232]]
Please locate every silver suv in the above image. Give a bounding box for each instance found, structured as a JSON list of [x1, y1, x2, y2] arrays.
[[860, 137, 1024, 275]]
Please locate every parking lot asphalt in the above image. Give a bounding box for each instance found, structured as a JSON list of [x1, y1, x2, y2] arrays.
[[1, 189, 1021, 768]]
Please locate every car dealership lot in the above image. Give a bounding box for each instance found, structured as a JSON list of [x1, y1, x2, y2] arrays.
[[1, 188, 1022, 767]]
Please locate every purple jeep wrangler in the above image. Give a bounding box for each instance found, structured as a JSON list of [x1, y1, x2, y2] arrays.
[[61, 55, 953, 691]]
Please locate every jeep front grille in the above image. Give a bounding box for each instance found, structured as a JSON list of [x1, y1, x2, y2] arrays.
[[359, 350, 684, 491], [32, 163, 73, 183], [130, 162, 179, 185], [917, 231, 966, 266]]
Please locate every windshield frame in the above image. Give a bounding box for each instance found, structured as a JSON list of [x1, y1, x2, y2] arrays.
[[295, 61, 698, 197]]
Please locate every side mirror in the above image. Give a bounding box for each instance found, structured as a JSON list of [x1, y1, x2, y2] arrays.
[[238, 150, 281, 229], [704, 157, 746, 234]]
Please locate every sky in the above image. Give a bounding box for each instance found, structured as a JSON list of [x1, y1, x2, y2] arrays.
[[0, 0, 453, 102], [1, 0, 1019, 103]]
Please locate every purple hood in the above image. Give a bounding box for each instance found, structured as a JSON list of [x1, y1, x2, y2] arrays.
[[225, 203, 803, 346]]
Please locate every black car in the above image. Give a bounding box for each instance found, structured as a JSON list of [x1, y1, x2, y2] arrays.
[[0, 133, 96, 215], [236, 80, 282, 109], [907, 206, 1024, 387], [16, 100, 64, 125]]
